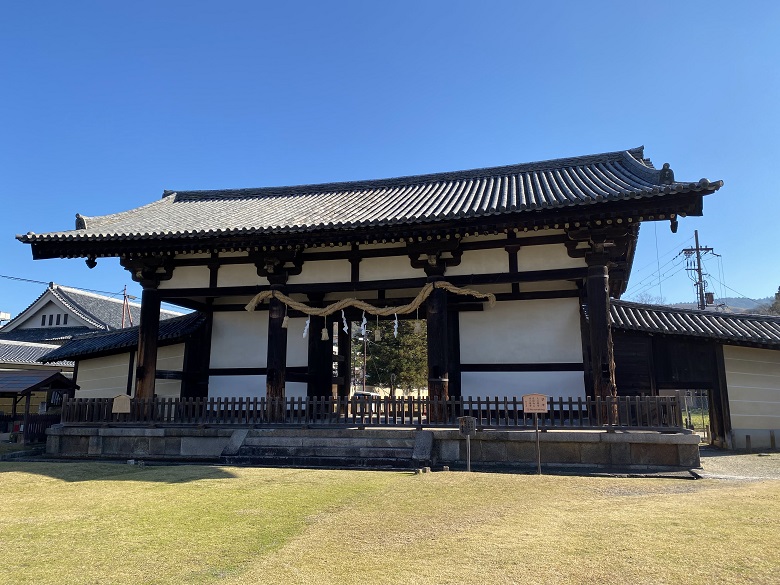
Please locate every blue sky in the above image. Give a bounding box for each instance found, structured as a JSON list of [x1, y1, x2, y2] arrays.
[[1, 1, 778, 319]]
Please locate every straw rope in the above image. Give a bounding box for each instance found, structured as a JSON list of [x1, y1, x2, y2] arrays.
[[245, 281, 495, 317]]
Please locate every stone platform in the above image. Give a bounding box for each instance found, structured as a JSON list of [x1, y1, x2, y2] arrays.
[[45, 425, 700, 471]]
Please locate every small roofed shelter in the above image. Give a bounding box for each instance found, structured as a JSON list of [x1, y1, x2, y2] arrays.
[[0, 370, 77, 443], [611, 301, 780, 449], [39, 312, 208, 399], [17, 147, 722, 410]]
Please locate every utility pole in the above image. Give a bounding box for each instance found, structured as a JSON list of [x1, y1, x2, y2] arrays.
[[681, 230, 715, 310]]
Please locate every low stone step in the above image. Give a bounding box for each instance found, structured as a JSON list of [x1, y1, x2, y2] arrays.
[[241, 436, 416, 449], [222, 454, 417, 469], [236, 445, 413, 459]]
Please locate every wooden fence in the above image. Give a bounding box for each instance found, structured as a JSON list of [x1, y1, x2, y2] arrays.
[[1, 413, 62, 444], [60, 394, 684, 431]]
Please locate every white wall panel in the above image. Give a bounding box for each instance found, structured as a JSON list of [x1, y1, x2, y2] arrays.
[[75, 354, 131, 398], [460, 299, 582, 364], [218, 264, 269, 288], [159, 266, 209, 289], [209, 375, 265, 399], [210, 311, 268, 368], [286, 317, 309, 367], [360, 256, 422, 281], [517, 244, 585, 271], [460, 371, 585, 400], [446, 248, 509, 276], [288, 259, 351, 285], [724, 345, 780, 448]]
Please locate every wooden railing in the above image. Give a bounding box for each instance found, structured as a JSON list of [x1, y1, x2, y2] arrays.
[[60, 395, 684, 431]]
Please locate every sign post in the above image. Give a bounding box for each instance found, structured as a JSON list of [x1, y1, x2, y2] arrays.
[[458, 416, 477, 472], [522, 394, 548, 475]]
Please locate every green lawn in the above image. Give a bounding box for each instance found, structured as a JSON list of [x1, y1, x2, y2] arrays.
[[1, 462, 778, 585]]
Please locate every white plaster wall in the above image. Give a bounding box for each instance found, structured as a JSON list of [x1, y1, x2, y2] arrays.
[[159, 266, 209, 289], [286, 317, 309, 367], [520, 281, 579, 292], [517, 244, 586, 271], [207, 376, 307, 400], [218, 264, 269, 288], [459, 299, 583, 364], [446, 248, 509, 276], [75, 354, 131, 398], [288, 259, 351, 285], [460, 371, 585, 400], [24, 301, 90, 329], [210, 311, 268, 368], [155, 380, 182, 399], [157, 344, 185, 372], [360, 256, 423, 281], [724, 345, 780, 449], [209, 375, 265, 399]]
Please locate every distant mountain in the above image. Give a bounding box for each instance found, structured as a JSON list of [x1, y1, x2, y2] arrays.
[[668, 297, 773, 314]]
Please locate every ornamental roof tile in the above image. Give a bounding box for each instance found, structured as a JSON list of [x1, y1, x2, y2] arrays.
[[611, 301, 780, 349], [18, 147, 722, 246]]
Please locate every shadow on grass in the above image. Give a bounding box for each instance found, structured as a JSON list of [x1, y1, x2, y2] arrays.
[[0, 459, 239, 483]]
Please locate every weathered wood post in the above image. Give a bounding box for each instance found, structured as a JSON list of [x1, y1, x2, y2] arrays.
[[266, 286, 288, 422], [426, 277, 449, 422], [120, 256, 175, 402], [135, 287, 161, 400]]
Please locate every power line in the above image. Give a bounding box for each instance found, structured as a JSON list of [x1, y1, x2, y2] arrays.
[[0, 273, 127, 298]]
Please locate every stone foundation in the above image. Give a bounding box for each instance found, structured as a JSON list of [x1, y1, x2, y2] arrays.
[[46, 425, 700, 470]]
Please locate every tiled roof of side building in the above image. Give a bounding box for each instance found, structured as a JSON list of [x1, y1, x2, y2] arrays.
[[18, 147, 722, 244], [0, 340, 73, 367], [51, 284, 183, 330], [39, 311, 207, 362], [0, 326, 92, 344], [611, 300, 780, 349]]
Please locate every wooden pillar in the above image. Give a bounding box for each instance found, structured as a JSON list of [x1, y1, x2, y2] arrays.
[[427, 280, 449, 405], [307, 313, 332, 397], [585, 260, 616, 399], [135, 287, 161, 400], [266, 288, 288, 407]]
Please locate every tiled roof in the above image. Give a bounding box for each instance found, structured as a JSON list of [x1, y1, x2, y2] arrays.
[[0, 370, 76, 394], [0, 326, 91, 344], [0, 283, 184, 340], [39, 311, 207, 362], [0, 340, 73, 367], [18, 147, 721, 246], [48, 284, 183, 330], [611, 300, 780, 349]]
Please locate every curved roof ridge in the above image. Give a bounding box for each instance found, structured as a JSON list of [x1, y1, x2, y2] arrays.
[[165, 147, 649, 201]]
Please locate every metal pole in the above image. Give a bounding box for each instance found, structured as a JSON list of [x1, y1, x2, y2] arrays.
[[535, 412, 541, 475], [466, 434, 471, 472]]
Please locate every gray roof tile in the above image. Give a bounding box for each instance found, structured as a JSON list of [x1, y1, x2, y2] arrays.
[[39, 312, 206, 362], [611, 301, 780, 349], [18, 147, 722, 246]]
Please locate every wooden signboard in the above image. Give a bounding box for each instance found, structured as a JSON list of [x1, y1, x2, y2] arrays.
[[522, 393, 548, 475], [112, 394, 131, 414], [522, 393, 548, 414]]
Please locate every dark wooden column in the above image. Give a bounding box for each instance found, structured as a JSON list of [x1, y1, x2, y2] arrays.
[[135, 287, 161, 400], [266, 286, 288, 405], [426, 278, 449, 404], [307, 313, 332, 397], [585, 257, 617, 400], [250, 250, 303, 418], [119, 256, 175, 401]]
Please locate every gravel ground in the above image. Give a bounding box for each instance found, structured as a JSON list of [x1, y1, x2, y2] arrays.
[[695, 446, 780, 481]]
